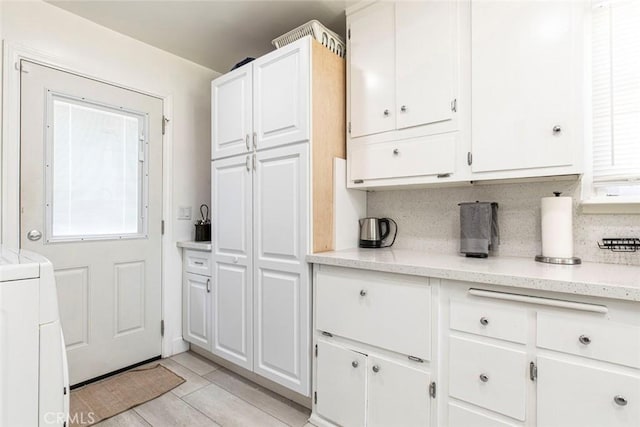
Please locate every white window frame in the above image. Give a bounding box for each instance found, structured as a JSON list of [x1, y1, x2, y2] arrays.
[[44, 91, 150, 242], [581, 0, 640, 214]]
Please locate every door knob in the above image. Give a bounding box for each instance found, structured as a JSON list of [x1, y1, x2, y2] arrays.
[[27, 229, 42, 241]]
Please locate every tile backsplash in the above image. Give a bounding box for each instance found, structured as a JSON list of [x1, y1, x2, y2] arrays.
[[367, 179, 640, 266]]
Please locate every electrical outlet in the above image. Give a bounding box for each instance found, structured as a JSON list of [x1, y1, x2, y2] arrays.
[[177, 206, 192, 220]]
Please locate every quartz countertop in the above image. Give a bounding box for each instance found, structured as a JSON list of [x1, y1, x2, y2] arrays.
[[306, 248, 640, 302], [177, 241, 212, 251]]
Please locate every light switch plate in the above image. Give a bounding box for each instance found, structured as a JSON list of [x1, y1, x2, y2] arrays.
[[177, 206, 192, 220]]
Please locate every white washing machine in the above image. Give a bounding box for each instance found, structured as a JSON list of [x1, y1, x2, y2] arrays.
[[0, 247, 69, 426]]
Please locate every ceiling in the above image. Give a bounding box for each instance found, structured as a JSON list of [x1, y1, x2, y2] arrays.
[[48, 0, 350, 72]]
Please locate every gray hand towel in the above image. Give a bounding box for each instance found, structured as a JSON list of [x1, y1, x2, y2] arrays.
[[459, 202, 499, 258]]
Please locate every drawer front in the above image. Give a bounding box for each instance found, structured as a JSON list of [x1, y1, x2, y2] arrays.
[[316, 267, 431, 359], [184, 249, 212, 276], [449, 336, 527, 421], [350, 133, 456, 181], [450, 299, 528, 344], [537, 312, 640, 369], [538, 356, 640, 427], [449, 403, 517, 427]]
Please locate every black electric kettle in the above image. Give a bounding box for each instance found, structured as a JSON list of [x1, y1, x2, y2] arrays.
[[358, 217, 398, 248]]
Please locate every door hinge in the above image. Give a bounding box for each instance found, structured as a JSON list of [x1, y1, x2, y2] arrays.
[[467, 151, 473, 166], [63, 386, 67, 395], [348, 122, 351, 134], [161, 320, 165, 337], [315, 344, 318, 357], [161, 220, 165, 235], [348, 28, 351, 40], [314, 391, 317, 404], [530, 361, 537, 381], [429, 381, 436, 399], [451, 99, 457, 112], [162, 116, 170, 135]]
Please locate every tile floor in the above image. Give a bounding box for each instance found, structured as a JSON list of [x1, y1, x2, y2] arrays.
[[95, 351, 312, 427]]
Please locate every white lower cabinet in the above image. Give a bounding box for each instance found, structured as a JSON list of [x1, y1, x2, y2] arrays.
[[181, 247, 213, 351]]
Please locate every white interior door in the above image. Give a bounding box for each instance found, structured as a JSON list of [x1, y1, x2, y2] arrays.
[[211, 155, 253, 370], [252, 143, 310, 395], [20, 61, 163, 385], [253, 39, 310, 151]]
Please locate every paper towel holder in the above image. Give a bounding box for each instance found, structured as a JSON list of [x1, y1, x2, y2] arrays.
[[535, 255, 582, 265]]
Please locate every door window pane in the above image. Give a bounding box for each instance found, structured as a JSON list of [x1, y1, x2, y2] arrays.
[[48, 95, 146, 240]]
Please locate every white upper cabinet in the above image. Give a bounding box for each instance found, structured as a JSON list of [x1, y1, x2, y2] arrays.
[[211, 66, 253, 159], [471, 0, 584, 175], [253, 41, 310, 150], [396, 0, 456, 130], [349, 1, 396, 138]]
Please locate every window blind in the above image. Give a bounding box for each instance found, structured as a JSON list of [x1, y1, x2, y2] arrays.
[[592, 0, 640, 183]]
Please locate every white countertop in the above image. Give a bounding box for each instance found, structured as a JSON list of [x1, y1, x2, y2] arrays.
[[307, 248, 640, 302], [177, 241, 212, 251]]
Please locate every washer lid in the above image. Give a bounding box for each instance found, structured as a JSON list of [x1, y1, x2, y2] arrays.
[[0, 246, 41, 282]]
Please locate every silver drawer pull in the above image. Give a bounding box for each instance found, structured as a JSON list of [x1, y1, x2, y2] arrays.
[[372, 365, 380, 373], [614, 395, 628, 406], [480, 317, 489, 326], [360, 289, 367, 297], [352, 361, 359, 368], [193, 261, 204, 265], [579, 335, 591, 345], [206, 278, 211, 293], [479, 373, 489, 383]]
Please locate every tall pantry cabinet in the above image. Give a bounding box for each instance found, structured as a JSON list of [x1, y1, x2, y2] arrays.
[[209, 36, 345, 396]]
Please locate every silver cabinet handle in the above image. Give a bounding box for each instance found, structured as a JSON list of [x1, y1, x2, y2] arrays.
[[579, 335, 591, 345], [480, 317, 489, 326], [27, 229, 42, 241], [360, 289, 367, 296], [372, 365, 380, 373], [253, 131, 257, 149], [393, 148, 399, 155], [614, 395, 628, 406], [206, 278, 211, 293], [194, 261, 204, 265], [245, 155, 251, 172], [400, 105, 407, 112], [352, 361, 359, 368], [479, 373, 489, 383], [245, 134, 250, 150], [383, 109, 390, 117], [553, 125, 562, 134]]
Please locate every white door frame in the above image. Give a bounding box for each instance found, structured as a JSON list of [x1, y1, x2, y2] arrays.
[[1, 41, 176, 357]]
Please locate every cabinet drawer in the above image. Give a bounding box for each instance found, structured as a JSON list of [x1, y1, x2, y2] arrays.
[[537, 312, 640, 369], [184, 249, 212, 276], [350, 133, 456, 181], [449, 403, 517, 427], [537, 356, 640, 427], [449, 336, 527, 421], [316, 267, 431, 360], [450, 299, 527, 344]]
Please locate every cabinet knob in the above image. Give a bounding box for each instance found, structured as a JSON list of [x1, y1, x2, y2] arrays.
[[360, 289, 367, 297], [479, 373, 489, 383], [614, 395, 628, 406], [400, 105, 407, 112], [372, 365, 380, 373], [579, 335, 591, 345], [233, 257, 239, 264], [480, 317, 489, 326], [393, 148, 399, 155], [383, 109, 390, 117], [553, 125, 562, 134], [352, 361, 359, 368]]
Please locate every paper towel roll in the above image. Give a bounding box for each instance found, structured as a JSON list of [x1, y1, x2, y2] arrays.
[[541, 195, 574, 259]]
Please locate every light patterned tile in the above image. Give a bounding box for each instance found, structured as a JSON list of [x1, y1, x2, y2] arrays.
[[204, 369, 310, 427], [134, 392, 219, 427], [157, 358, 211, 398], [171, 351, 220, 376], [184, 383, 288, 427], [94, 410, 150, 427]]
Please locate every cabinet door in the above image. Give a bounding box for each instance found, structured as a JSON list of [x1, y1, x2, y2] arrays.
[[182, 272, 211, 350], [349, 1, 396, 138], [253, 39, 310, 151], [211, 156, 253, 369], [368, 356, 431, 427], [396, 0, 456, 130], [253, 143, 310, 395], [537, 357, 640, 427], [471, 0, 582, 173], [211, 65, 252, 160], [316, 341, 367, 427]]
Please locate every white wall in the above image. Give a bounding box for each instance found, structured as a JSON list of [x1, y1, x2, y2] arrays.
[[368, 179, 640, 266], [1, 0, 220, 356]]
